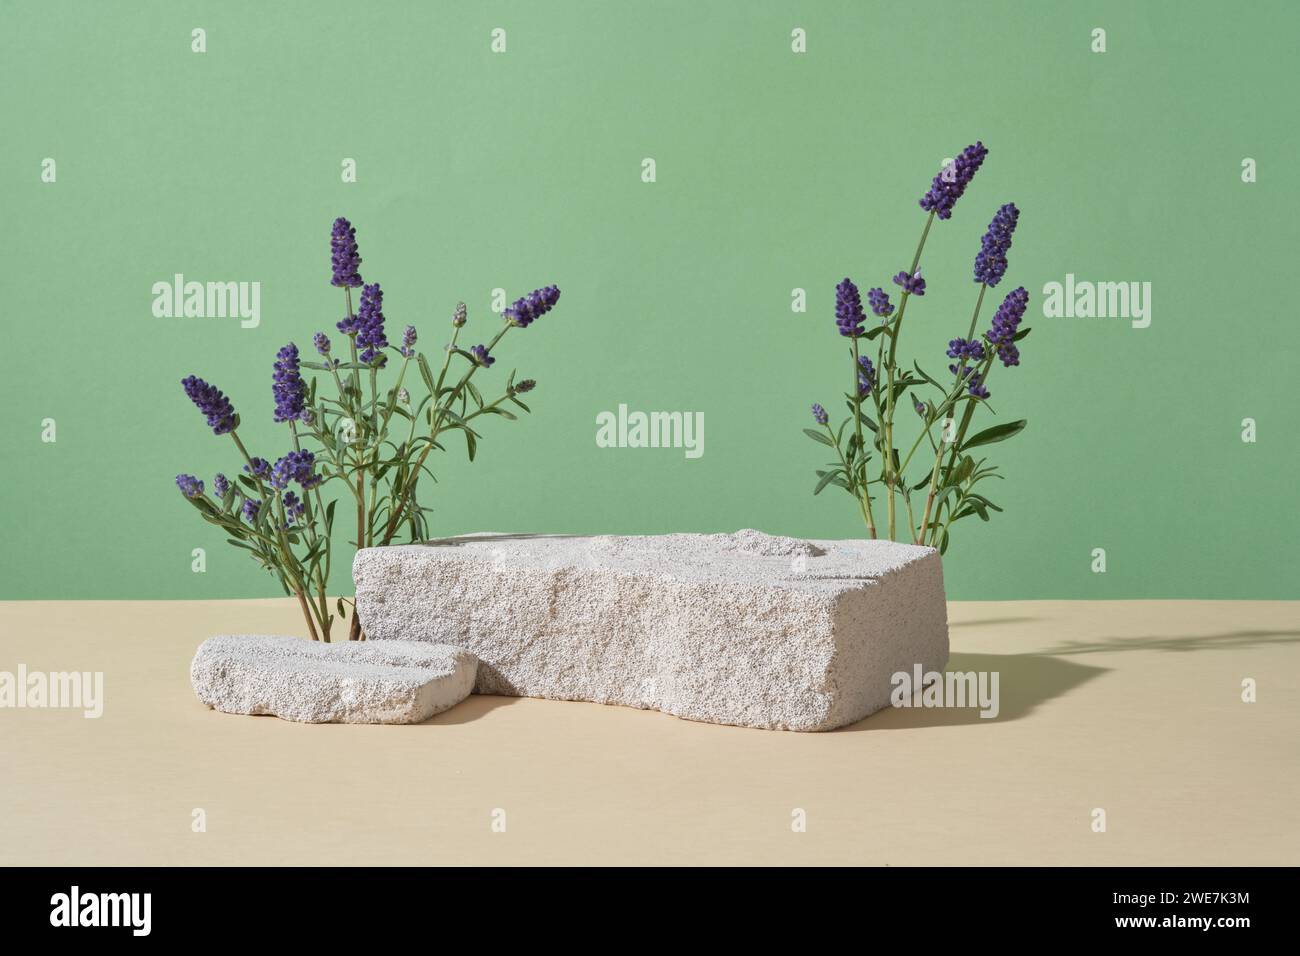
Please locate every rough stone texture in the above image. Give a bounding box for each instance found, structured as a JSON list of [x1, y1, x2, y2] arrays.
[[353, 530, 948, 731], [190, 635, 478, 724]]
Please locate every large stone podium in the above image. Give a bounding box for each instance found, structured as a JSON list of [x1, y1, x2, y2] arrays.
[[353, 530, 949, 731]]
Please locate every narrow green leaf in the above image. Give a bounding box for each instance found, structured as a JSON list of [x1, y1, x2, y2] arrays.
[[803, 428, 834, 446], [814, 471, 843, 495], [960, 419, 1027, 451], [912, 361, 943, 390], [841, 401, 879, 432], [418, 353, 436, 392]]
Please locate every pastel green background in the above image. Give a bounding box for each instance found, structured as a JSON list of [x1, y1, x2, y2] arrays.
[[2, 0, 1296, 601]]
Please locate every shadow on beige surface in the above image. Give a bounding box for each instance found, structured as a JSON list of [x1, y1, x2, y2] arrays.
[[425, 694, 524, 725], [2, 598, 1298, 865], [1048, 628, 1300, 655], [840, 652, 1106, 731]]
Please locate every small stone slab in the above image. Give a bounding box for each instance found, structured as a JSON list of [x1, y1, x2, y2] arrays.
[[190, 635, 478, 724], [353, 530, 949, 731]]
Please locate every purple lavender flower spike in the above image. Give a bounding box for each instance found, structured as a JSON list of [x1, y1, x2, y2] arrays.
[[946, 338, 985, 361], [470, 344, 495, 368], [270, 456, 290, 490], [967, 375, 991, 400], [243, 457, 270, 480], [354, 282, 388, 365], [919, 142, 988, 220], [296, 454, 323, 490], [330, 217, 363, 288], [857, 355, 875, 394], [282, 491, 305, 525], [835, 278, 866, 337], [181, 375, 237, 435], [503, 285, 561, 329], [811, 403, 829, 425], [399, 325, 417, 358], [973, 202, 1020, 287], [452, 302, 467, 328], [914, 399, 927, 417], [272, 343, 308, 424], [213, 473, 230, 498], [313, 332, 331, 356], [513, 379, 536, 394], [241, 499, 261, 524], [892, 270, 926, 296], [176, 474, 204, 498], [867, 287, 894, 319], [271, 450, 319, 491], [986, 286, 1029, 366]]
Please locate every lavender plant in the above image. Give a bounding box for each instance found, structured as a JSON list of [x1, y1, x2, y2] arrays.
[[176, 217, 561, 640], [806, 143, 1030, 553]]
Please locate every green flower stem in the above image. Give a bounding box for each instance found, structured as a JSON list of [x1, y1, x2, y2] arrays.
[[820, 419, 873, 531], [229, 429, 321, 641], [319, 365, 364, 508], [208, 492, 285, 556], [917, 283, 987, 545], [933, 474, 981, 550], [434, 325, 461, 394], [344, 318, 366, 640], [368, 367, 378, 428], [929, 351, 996, 546], [902, 484, 917, 538], [376, 355, 410, 437], [361, 354, 411, 549], [460, 393, 509, 424], [290, 420, 333, 641], [396, 394, 421, 539], [943, 352, 996, 467], [881, 210, 936, 539], [849, 337, 877, 537], [193, 493, 283, 574], [350, 336, 365, 554], [365, 365, 380, 547], [311, 419, 361, 507], [895, 381, 963, 491], [381, 324, 511, 545]]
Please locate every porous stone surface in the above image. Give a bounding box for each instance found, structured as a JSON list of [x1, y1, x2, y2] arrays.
[[190, 635, 478, 724], [353, 530, 948, 732]]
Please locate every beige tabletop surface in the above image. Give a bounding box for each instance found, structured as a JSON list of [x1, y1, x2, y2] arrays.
[[1, 599, 1296, 866]]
